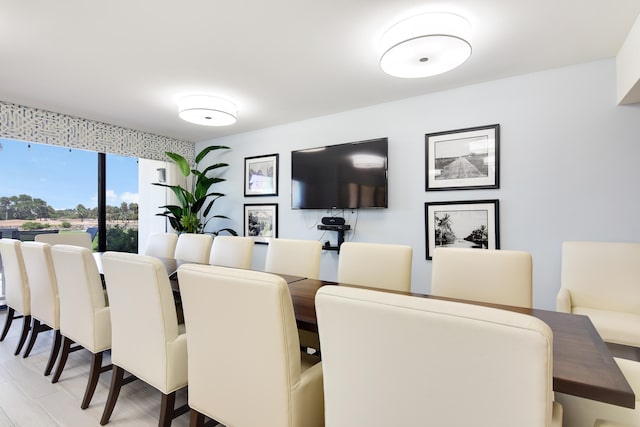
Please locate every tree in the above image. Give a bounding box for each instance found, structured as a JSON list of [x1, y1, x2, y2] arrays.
[[435, 213, 454, 246], [76, 204, 88, 222], [153, 145, 236, 235], [0, 197, 10, 220]]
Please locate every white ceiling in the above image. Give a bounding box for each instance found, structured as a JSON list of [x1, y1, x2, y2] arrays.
[[1, 0, 639, 143]]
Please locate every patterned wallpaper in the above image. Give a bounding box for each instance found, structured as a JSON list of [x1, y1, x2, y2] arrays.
[[0, 101, 194, 162]]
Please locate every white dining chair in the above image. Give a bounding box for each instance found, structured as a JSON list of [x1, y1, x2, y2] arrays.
[[431, 247, 533, 308], [51, 244, 112, 409], [35, 232, 93, 250], [337, 242, 413, 291], [0, 238, 32, 356], [178, 264, 324, 427], [316, 285, 562, 427], [20, 242, 62, 376], [264, 238, 323, 353], [143, 232, 178, 258], [100, 251, 188, 426], [265, 238, 322, 279], [208, 235, 254, 269], [174, 233, 213, 264]]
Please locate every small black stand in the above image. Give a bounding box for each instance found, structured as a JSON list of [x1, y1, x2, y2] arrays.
[[317, 224, 351, 253]]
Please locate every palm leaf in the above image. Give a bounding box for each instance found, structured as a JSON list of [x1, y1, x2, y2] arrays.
[[194, 145, 230, 164], [165, 152, 191, 177]]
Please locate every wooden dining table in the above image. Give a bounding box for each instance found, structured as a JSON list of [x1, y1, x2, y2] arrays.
[[288, 278, 636, 409], [94, 252, 635, 409]]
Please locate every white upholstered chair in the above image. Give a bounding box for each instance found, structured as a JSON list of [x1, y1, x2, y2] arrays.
[[100, 252, 188, 426], [315, 286, 562, 427], [20, 242, 62, 376], [337, 242, 413, 291], [35, 232, 93, 250], [0, 238, 32, 355], [174, 233, 213, 264], [208, 235, 254, 269], [177, 264, 324, 427], [431, 247, 533, 308], [265, 238, 322, 352], [143, 232, 178, 258], [265, 238, 322, 279], [557, 241, 640, 347], [557, 357, 640, 427], [50, 245, 112, 409]]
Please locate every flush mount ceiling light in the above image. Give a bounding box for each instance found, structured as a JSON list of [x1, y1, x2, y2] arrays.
[[379, 12, 472, 78], [177, 95, 238, 126]]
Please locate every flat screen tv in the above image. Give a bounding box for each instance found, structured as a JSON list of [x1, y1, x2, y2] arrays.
[[291, 137, 388, 209]]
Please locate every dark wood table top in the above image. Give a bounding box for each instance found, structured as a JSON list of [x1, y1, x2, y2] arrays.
[[288, 278, 636, 409]]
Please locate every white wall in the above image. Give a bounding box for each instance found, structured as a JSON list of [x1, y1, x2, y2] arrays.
[[138, 159, 185, 253], [198, 58, 640, 310]]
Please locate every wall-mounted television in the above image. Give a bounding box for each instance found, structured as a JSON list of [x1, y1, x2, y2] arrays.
[[291, 137, 388, 209]]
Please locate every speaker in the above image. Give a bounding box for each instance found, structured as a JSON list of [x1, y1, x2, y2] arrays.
[[322, 216, 345, 225]]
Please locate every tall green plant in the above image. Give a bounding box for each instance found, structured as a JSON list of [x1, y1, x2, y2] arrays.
[[153, 145, 237, 235]]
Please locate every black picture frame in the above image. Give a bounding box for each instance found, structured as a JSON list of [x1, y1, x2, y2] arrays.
[[424, 199, 500, 260], [244, 153, 279, 196], [244, 203, 278, 244], [425, 124, 500, 191]]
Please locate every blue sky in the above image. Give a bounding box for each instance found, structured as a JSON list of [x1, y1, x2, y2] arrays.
[[0, 138, 138, 210]]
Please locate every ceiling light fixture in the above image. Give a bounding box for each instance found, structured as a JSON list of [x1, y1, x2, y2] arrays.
[[177, 95, 238, 126], [379, 12, 472, 79]]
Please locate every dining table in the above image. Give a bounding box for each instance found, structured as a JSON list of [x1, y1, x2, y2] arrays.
[[94, 252, 636, 409]]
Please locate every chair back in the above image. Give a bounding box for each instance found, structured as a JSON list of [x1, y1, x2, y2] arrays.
[[174, 233, 213, 264], [316, 286, 555, 427], [561, 241, 640, 313], [0, 238, 31, 314], [178, 264, 305, 426], [265, 238, 322, 279], [337, 242, 412, 291], [21, 242, 59, 329], [143, 232, 178, 258], [101, 252, 186, 393], [209, 235, 254, 269], [51, 245, 110, 352], [431, 247, 533, 308], [35, 232, 93, 250]]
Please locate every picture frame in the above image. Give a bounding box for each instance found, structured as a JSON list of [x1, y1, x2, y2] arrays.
[[425, 124, 500, 191], [244, 203, 278, 244], [424, 199, 499, 260], [244, 153, 279, 196]]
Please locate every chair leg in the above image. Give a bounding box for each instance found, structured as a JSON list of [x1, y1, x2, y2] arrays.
[[0, 307, 15, 341], [100, 365, 125, 425], [81, 351, 111, 410], [159, 391, 177, 427], [23, 318, 41, 358], [52, 336, 73, 383], [15, 314, 31, 356], [189, 409, 205, 427], [44, 329, 62, 376]]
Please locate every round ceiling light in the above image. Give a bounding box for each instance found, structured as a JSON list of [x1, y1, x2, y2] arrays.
[[177, 95, 238, 126], [379, 12, 472, 78]]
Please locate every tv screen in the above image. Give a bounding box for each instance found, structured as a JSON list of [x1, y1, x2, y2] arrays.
[[291, 138, 388, 209]]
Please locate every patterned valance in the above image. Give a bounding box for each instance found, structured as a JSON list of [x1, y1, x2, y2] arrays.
[[0, 101, 194, 162]]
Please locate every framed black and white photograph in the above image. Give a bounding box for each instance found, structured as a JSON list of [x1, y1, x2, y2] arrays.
[[244, 153, 278, 196], [424, 199, 499, 260], [425, 124, 499, 191], [244, 203, 278, 244]]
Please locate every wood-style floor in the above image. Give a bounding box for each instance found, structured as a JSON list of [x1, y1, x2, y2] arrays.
[[0, 310, 218, 427]]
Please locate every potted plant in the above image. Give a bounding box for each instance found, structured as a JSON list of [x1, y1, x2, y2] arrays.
[[153, 145, 237, 235]]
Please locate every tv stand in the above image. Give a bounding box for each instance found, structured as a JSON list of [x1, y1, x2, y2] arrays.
[[318, 224, 351, 253]]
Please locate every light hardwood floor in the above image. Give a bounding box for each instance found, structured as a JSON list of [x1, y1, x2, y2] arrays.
[[0, 310, 213, 427]]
